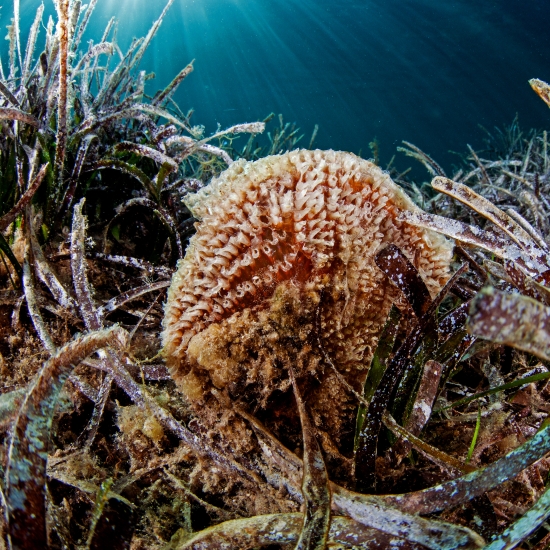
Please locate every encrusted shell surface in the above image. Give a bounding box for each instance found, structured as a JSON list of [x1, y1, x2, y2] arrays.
[[163, 150, 453, 403]]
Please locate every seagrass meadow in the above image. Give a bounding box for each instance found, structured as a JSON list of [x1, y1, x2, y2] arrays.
[[3, 1, 550, 549]]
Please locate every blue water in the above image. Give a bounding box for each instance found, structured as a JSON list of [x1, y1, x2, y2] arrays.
[[5, 0, 550, 172]]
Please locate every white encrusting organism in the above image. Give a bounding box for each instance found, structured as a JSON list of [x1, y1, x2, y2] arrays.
[[162, 150, 454, 402]]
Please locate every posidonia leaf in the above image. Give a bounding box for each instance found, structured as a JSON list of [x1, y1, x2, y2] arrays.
[[398, 210, 541, 279], [29, 216, 76, 312], [504, 260, 550, 306], [240, 407, 484, 549], [152, 59, 194, 106], [355, 263, 468, 491], [21, 3, 43, 85], [73, 42, 114, 72], [110, 197, 183, 258], [173, 513, 426, 550], [437, 302, 470, 343], [431, 177, 547, 261], [196, 142, 233, 165], [0, 80, 20, 107], [356, 244, 440, 469], [433, 302, 474, 371], [405, 359, 442, 434], [0, 231, 22, 282], [60, 134, 98, 215], [483, 484, 550, 550], [383, 411, 474, 474], [98, 280, 169, 319], [436, 369, 550, 412], [94, 159, 157, 199], [289, 366, 331, 550], [5, 327, 128, 550], [467, 287, 550, 361], [71, 0, 97, 50], [90, 36, 144, 109], [424, 177, 550, 284], [397, 141, 446, 177], [390, 360, 445, 467], [383, 421, 550, 516], [506, 206, 549, 252], [530, 78, 550, 109], [0, 163, 48, 232], [54, 0, 70, 190], [332, 487, 485, 550], [0, 107, 40, 127], [354, 305, 401, 450], [155, 160, 177, 194], [23, 253, 56, 353], [113, 141, 178, 169], [375, 244, 431, 318], [71, 199, 101, 331]]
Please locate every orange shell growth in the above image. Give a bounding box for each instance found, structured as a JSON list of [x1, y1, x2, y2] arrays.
[[162, 150, 453, 402]]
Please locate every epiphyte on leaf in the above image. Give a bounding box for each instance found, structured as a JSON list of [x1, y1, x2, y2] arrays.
[[162, 150, 453, 444]]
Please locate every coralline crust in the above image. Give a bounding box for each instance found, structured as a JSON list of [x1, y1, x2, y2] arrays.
[[162, 149, 453, 448]]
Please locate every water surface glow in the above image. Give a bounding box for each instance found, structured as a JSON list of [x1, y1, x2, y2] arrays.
[[3, 0, 550, 170]]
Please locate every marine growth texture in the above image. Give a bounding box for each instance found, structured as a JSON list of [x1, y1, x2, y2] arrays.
[[162, 150, 453, 419]]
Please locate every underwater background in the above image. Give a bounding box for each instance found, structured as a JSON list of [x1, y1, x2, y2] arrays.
[[4, 0, 550, 170], [4, 2, 550, 547]]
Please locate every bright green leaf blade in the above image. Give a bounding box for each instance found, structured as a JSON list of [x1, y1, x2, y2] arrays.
[[466, 406, 481, 463]]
